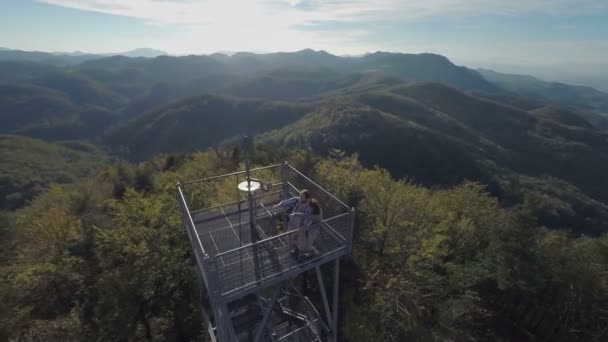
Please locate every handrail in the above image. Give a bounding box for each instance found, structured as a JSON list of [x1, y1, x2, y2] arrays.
[[219, 245, 347, 298], [213, 212, 350, 259], [189, 186, 283, 215], [180, 164, 282, 186], [285, 282, 330, 333], [214, 224, 297, 258], [276, 318, 321, 341], [322, 215, 348, 242], [287, 165, 350, 210], [178, 185, 208, 257], [304, 296, 330, 333]]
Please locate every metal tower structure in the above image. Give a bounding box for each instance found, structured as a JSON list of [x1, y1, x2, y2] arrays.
[[177, 161, 355, 341]]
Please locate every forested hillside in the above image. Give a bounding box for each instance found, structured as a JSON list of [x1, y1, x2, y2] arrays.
[[0, 149, 606, 341], [479, 68, 608, 115], [0, 77, 121, 140], [105, 94, 310, 159], [0, 135, 110, 210], [262, 84, 608, 235], [3, 50, 608, 236]]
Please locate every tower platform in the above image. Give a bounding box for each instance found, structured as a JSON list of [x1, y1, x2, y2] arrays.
[[177, 163, 354, 341]]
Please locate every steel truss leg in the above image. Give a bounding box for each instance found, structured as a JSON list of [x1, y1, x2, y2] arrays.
[[217, 302, 236, 342], [200, 290, 217, 342], [332, 258, 340, 342], [196, 271, 218, 342], [201, 309, 216, 342], [315, 266, 333, 333], [254, 284, 283, 342]]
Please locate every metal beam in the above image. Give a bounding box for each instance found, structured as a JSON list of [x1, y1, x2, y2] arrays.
[[254, 285, 282, 342], [202, 306, 217, 342], [217, 303, 236, 342], [315, 266, 333, 328], [217, 246, 347, 304], [198, 272, 217, 342], [177, 185, 208, 256], [281, 161, 290, 201], [332, 258, 340, 342], [180, 164, 282, 186]]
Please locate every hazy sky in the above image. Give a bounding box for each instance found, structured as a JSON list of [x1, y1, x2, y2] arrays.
[[1, 0, 607, 86]]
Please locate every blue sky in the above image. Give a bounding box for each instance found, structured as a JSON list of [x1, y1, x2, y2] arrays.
[[1, 0, 607, 86]]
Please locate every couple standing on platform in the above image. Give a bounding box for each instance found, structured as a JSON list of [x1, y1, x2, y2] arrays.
[[274, 189, 322, 258]]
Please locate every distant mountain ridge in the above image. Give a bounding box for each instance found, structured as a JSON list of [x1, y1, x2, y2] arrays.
[[478, 68, 608, 115], [110, 48, 167, 58], [0, 48, 493, 91], [105, 94, 310, 159], [3, 47, 607, 107], [205, 49, 496, 92], [0, 47, 168, 65], [48, 48, 167, 58], [2, 47, 608, 236], [100, 81, 608, 234]]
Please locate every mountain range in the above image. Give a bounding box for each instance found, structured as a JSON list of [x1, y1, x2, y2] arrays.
[[2, 48, 608, 235], [479, 68, 608, 115], [0, 47, 168, 65]]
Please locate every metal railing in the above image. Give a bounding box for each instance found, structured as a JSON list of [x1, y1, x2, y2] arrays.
[[177, 185, 211, 288], [178, 162, 355, 301], [209, 213, 351, 298], [180, 164, 283, 186]]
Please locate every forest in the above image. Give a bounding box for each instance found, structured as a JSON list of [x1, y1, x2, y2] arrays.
[[1, 147, 607, 341]]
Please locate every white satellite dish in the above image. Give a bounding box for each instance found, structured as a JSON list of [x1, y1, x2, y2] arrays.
[[238, 180, 261, 192]]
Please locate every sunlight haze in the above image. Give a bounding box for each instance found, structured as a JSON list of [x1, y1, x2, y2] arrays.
[[0, 0, 607, 87]]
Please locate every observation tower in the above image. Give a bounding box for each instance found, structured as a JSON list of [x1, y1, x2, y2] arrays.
[[177, 154, 355, 341]]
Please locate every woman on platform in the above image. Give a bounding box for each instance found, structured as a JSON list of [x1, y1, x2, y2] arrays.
[[299, 199, 322, 257], [273, 189, 312, 256]]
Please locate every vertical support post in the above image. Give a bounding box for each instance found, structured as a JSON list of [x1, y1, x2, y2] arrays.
[[199, 287, 217, 342], [315, 266, 333, 329], [204, 255, 220, 301], [196, 269, 217, 342], [280, 162, 291, 242], [332, 258, 340, 342], [245, 158, 256, 237], [236, 174, 245, 288], [217, 302, 236, 342], [243, 135, 257, 240], [236, 174, 243, 246], [202, 310, 217, 342], [281, 161, 290, 200], [243, 136, 262, 283], [254, 284, 282, 342], [347, 208, 356, 253]]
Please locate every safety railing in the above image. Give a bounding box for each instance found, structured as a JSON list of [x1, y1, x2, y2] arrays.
[[208, 211, 352, 299], [177, 162, 355, 301], [179, 164, 283, 214], [177, 184, 211, 288]]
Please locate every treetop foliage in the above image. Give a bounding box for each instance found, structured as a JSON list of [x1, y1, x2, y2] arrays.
[[1, 149, 605, 341]]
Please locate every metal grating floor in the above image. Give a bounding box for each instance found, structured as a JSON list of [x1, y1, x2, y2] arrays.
[[191, 190, 348, 298], [191, 190, 283, 257]]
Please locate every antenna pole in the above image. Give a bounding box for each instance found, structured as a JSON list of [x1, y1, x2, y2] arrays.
[[243, 136, 262, 282], [243, 136, 256, 241]]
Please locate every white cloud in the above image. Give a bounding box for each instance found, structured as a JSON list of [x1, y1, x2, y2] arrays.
[[34, 0, 608, 62], [37, 0, 608, 27], [35, 0, 381, 54]]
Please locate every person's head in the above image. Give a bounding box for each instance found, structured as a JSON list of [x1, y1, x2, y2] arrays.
[[310, 199, 321, 215], [300, 189, 311, 203]]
